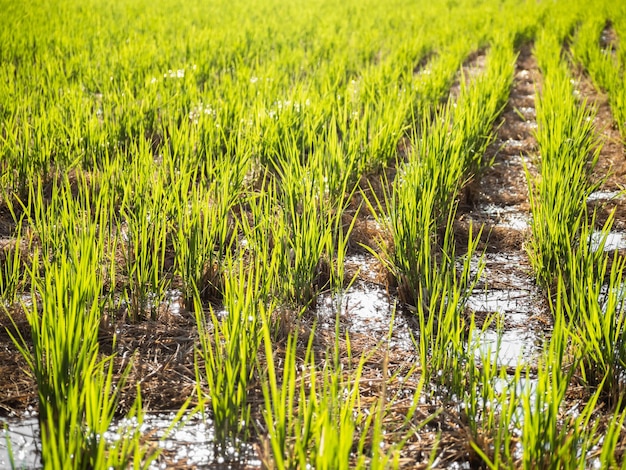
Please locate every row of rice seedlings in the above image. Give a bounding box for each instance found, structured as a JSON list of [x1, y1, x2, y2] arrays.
[[520, 9, 626, 467], [422, 16, 614, 464], [356, 32, 521, 460], [5, 176, 154, 468], [571, 10, 626, 139], [533, 16, 626, 399], [517, 243, 626, 468], [527, 23, 602, 291], [365, 41, 514, 390]]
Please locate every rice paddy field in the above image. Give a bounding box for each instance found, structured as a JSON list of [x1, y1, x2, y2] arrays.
[[1, 0, 626, 467]]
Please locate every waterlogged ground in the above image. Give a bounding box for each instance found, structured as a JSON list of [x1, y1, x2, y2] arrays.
[[1, 34, 626, 470], [1, 412, 262, 469]]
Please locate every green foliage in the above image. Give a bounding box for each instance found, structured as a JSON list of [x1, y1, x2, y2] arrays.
[[193, 256, 271, 451], [1, 0, 626, 467], [7, 191, 153, 469]]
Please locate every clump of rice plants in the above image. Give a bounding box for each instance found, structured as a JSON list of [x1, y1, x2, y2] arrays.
[[7, 193, 153, 469], [193, 254, 274, 454], [257, 317, 405, 469]]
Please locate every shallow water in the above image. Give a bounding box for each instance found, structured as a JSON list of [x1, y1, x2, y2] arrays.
[[315, 280, 414, 349], [587, 190, 624, 202], [475, 328, 540, 366], [0, 412, 262, 469], [475, 203, 530, 231], [590, 230, 626, 252], [0, 416, 39, 469]]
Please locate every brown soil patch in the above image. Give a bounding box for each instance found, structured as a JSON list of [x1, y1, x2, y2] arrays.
[[459, 44, 540, 253], [0, 310, 36, 415], [600, 22, 619, 54]]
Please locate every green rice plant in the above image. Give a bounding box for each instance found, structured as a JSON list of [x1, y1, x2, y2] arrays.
[[519, 307, 574, 469], [170, 151, 241, 308], [7, 221, 153, 469], [257, 323, 299, 470], [2, 422, 16, 470], [267, 153, 346, 305], [466, 368, 524, 469], [526, 31, 601, 289], [193, 255, 273, 452], [595, 399, 626, 468], [306, 131, 361, 293], [558, 216, 626, 406], [353, 70, 411, 172], [414, 224, 485, 394], [0, 219, 28, 304], [16, 177, 72, 264], [258, 314, 402, 470], [461, 319, 524, 469], [118, 140, 170, 321], [364, 140, 483, 312], [255, 86, 324, 174], [519, 304, 610, 469], [364, 149, 443, 308]]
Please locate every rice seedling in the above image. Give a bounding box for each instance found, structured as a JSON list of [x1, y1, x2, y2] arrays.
[[595, 400, 626, 468], [519, 299, 616, 469], [258, 313, 405, 469], [169, 146, 242, 308], [2, 423, 16, 469], [558, 217, 626, 406], [462, 334, 524, 469], [0, 221, 27, 304], [117, 141, 171, 321]]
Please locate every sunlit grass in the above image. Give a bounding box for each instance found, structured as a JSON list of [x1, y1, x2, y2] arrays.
[[1, 0, 626, 467]]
